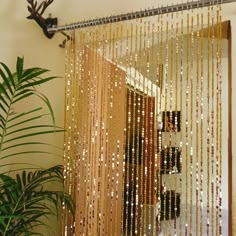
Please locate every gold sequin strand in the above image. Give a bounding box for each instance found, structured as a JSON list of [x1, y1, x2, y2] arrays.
[[189, 10, 194, 236], [206, 6, 211, 235], [147, 21, 156, 235], [199, 10, 205, 236], [119, 23, 127, 236], [138, 20, 144, 235], [151, 21, 157, 236], [79, 31, 86, 235], [72, 31, 79, 235], [218, 4, 223, 235], [174, 10, 179, 236], [195, 11, 200, 236], [63, 31, 75, 236], [163, 12, 169, 234], [89, 29, 97, 236], [210, 5, 216, 236], [179, 8, 184, 236], [113, 25, 121, 236], [156, 12, 163, 235], [133, 22, 140, 236], [168, 11, 174, 234], [143, 19, 150, 235], [99, 25, 107, 236], [215, 4, 221, 235], [108, 24, 114, 234], [124, 26, 131, 236], [185, 12, 190, 236], [129, 23, 135, 236], [147, 20, 154, 235], [91, 30, 98, 236], [152, 19, 159, 236]]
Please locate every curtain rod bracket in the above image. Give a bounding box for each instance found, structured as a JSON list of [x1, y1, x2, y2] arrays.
[[59, 32, 72, 48]]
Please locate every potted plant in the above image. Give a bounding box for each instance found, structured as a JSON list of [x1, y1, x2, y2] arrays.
[[0, 57, 75, 235]]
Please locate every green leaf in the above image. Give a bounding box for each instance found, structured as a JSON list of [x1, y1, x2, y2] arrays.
[[0, 94, 10, 108], [0, 102, 8, 115], [5, 124, 61, 136], [6, 115, 44, 130], [20, 68, 49, 83], [1, 141, 63, 152], [13, 88, 35, 99], [22, 170, 27, 187], [21, 76, 58, 89], [3, 129, 64, 144], [16, 57, 24, 80], [0, 151, 62, 160], [0, 62, 15, 90], [0, 115, 5, 128], [16, 173, 23, 191], [8, 107, 43, 123], [0, 82, 11, 101], [0, 68, 13, 95], [12, 92, 34, 104], [35, 91, 56, 126]]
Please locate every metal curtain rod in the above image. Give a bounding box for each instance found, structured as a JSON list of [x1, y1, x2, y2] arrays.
[[48, 0, 235, 33]]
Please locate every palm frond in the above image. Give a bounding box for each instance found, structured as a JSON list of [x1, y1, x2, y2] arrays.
[[12, 91, 35, 104], [0, 67, 13, 95], [7, 114, 45, 130], [0, 61, 16, 90], [0, 57, 64, 160], [0, 93, 10, 108], [0, 151, 62, 160], [0, 165, 74, 236], [7, 107, 43, 123], [2, 129, 64, 146], [21, 76, 58, 89], [16, 56, 23, 80], [21, 67, 50, 83], [0, 57, 75, 234], [0, 102, 8, 115], [5, 124, 62, 137], [1, 141, 63, 152]]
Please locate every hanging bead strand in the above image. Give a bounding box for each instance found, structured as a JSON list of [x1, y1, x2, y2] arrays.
[[195, 11, 201, 236], [134, 22, 140, 236], [206, 6, 211, 235], [189, 9, 194, 236], [174, 10, 179, 236], [129, 23, 136, 236], [218, 5, 223, 235], [163, 12, 169, 234], [199, 11, 204, 236], [184, 11, 190, 236], [215, 5, 221, 235], [124, 26, 131, 236], [156, 11, 163, 235], [167, 11, 174, 235], [210, 4, 216, 236], [178, 7, 184, 236], [139, 20, 145, 236]]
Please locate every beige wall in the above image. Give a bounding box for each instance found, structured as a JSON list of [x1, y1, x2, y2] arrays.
[[1, 0, 235, 235]]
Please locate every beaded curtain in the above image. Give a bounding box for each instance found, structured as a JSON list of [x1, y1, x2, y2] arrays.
[[63, 3, 224, 236]]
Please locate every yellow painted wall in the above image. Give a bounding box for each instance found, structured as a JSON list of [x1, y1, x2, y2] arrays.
[[0, 0, 235, 235]]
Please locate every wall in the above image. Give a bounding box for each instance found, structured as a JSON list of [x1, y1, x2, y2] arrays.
[[1, 0, 235, 235]]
